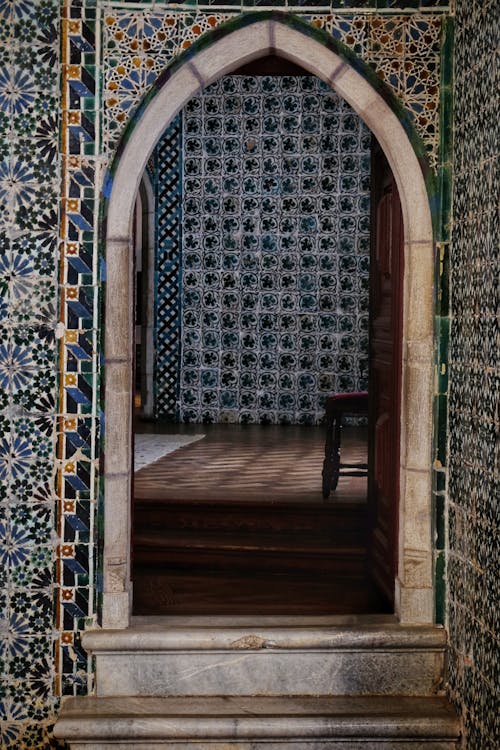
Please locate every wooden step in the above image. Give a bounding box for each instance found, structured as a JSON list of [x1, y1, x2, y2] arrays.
[[132, 569, 391, 615], [133, 526, 367, 553], [133, 498, 368, 535], [132, 499, 372, 613], [133, 527, 368, 575], [55, 694, 460, 749]]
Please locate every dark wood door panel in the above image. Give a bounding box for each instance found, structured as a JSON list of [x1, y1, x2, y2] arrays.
[[368, 139, 404, 605]]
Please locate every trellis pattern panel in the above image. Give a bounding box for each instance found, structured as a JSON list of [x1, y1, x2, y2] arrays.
[[175, 75, 370, 425], [153, 116, 183, 419]]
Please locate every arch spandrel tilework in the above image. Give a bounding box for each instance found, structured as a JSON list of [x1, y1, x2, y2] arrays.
[[101, 7, 443, 165]]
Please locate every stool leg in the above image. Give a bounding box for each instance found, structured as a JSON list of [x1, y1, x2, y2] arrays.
[[331, 415, 342, 490], [322, 408, 335, 499]]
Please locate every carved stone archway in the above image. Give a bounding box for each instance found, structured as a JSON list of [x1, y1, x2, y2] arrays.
[[102, 16, 435, 629]]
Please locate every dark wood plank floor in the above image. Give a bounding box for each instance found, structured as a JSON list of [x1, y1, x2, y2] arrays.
[[132, 424, 391, 616]]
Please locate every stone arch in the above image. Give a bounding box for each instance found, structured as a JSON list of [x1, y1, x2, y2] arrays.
[[102, 14, 435, 628]]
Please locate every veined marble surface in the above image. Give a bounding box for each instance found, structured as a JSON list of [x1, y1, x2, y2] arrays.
[[54, 694, 460, 749], [134, 433, 205, 472]]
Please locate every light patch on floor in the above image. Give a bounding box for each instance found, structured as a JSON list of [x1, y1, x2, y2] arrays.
[[134, 425, 368, 504], [135, 434, 205, 471]]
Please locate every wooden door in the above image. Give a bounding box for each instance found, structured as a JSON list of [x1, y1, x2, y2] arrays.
[[368, 139, 404, 606]]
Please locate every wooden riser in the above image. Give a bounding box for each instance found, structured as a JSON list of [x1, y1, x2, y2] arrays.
[[133, 547, 368, 576], [133, 502, 375, 613], [133, 499, 368, 535], [132, 572, 391, 615]]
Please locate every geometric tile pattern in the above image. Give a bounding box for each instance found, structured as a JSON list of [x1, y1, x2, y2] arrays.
[[102, 8, 444, 167], [0, 0, 62, 746], [447, 1, 499, 747], [178, 75, 370, 425], [154, 115, 183, 419], [57, 0, 99, 720]]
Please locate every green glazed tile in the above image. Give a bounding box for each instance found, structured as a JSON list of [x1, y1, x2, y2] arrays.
[[434, 550, 446, 625], [434, 492, 445, 549], [434, 393, 448, 466]]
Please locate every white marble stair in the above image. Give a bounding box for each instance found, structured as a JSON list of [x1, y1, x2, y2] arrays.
[[55, 694, 460, 749], [82, 617, 447, 698], [54, 617, 460, 749]]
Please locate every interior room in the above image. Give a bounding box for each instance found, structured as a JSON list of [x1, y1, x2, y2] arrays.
[[131, 63, 399, 617]]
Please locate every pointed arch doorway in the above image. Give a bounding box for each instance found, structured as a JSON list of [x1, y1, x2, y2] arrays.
[[102, 15, 435, 629]]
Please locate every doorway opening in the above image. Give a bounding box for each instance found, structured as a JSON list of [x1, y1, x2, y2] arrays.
[[130, 58, 402, 616], [101, 16, 435, 629]]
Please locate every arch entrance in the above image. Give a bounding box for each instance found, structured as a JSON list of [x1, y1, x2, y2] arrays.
[[102, 17, 435, 629]]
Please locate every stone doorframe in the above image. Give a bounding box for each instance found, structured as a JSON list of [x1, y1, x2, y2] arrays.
[[102, 17, 435, 629]]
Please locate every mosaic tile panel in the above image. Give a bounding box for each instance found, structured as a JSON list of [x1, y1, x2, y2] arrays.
[[447, 1, 499, 747], [0, 1, 455, 747], [0, 0, 63, 746], [175, 75, 370, 425], [154, 115, 183, 419], [101, 7, 443, 167], [105, 0, 452, 13], [57, 0, 100, 714]]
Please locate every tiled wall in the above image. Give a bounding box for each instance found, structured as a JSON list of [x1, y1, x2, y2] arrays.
[[447, 0, 499, 747], [153, 76, 371, 424], [0, 0, 62, 747], [0, 1, 451, 747]]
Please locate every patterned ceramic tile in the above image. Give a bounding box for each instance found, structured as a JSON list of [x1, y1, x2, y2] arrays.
[[162, 75, 371, 425], [0, 2, 61, 744], [447, 1, 499, 747], [0, 0, 459, 747], [100, 8, 444, 165]]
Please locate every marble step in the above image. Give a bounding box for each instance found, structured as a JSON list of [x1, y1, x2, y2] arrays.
[[83, 619, 447, 698], [54, 694, 460, 750]]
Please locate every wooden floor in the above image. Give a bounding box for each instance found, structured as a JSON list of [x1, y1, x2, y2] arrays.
[[134, 423, 368, 504], [133, 423, 391, 616]]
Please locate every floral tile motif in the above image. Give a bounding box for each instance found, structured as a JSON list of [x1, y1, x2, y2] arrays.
[[160, 75, 371, 425], [0, 1, 62, 746], [101, 8, 443, 166]]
